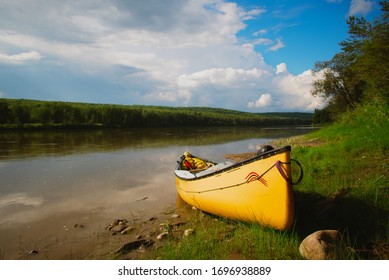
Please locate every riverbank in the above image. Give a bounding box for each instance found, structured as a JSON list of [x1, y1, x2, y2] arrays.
[[4, 129, 387, 260], [112, 103, 388, 260], [2, 103, 387, 260]]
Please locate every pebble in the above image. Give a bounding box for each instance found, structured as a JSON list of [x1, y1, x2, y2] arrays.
[[121, 226, 135, 235], [159, 223, 171, 231], [157, 232, 169, 240], [110, 225, 128, 233], [29, 250, 38, 255], [183, 229, 194, 237], [171, 214, 180, 218]]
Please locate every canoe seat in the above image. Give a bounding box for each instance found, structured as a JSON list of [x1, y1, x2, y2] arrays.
[[175, 161, 235, 179], [195, 161, 235, 177]]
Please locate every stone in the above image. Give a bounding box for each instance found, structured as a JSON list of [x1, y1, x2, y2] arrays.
[[121, 226, 135, 235], [115, 239, 154, 255], [299, 230, 340, 260], [110, 219, 128, 227], [171, 214, 180, 218], [110, 224, 127, 233], [157, 232, 169, 240], [183, 229, 194, 237]]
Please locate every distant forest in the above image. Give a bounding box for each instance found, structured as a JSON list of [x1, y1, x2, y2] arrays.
[[0, 98, 313, 129]]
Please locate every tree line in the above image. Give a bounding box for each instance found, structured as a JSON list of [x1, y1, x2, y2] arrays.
[[0, 98, 312, 129], [312, 1, 388, 123]]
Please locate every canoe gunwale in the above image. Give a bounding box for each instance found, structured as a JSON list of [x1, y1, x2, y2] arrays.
[[175, 145, 291, 182]]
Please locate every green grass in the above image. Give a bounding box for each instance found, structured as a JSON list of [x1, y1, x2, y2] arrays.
[[291, 102, 388, 258], [150, 102, 388, 260], [294, 102, 388, 205], [152, 212, 302, 260]]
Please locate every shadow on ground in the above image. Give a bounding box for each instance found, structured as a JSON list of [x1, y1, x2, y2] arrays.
[[293, 191, 389, 259]]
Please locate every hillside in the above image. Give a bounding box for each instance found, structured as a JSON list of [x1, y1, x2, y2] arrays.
[[0, 98, 313, 129]]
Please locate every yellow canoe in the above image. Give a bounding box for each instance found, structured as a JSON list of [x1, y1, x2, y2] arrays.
[[175, 146, 301, 230]]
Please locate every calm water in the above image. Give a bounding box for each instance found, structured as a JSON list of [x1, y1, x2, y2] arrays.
[[0, 127, 312, 257]]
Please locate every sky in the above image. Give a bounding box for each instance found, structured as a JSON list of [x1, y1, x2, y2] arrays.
[[0, 0, 382, 112]]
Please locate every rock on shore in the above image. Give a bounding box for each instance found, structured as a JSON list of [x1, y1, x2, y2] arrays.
[[299, 230, 340, 260]]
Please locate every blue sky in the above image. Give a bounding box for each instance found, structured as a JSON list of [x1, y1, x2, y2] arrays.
[[0, 0, 381, 112]]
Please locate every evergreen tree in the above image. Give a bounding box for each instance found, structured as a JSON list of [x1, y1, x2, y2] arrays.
[[311, 1, 388, 120]]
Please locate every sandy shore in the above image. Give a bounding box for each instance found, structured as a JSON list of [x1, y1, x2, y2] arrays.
[[0, 197, 182, 260]]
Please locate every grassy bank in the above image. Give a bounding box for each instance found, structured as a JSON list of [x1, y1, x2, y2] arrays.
[[140, 102, 388, 260]]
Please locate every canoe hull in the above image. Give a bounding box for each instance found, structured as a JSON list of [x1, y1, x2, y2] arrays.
[[175, 146, 294, 230]]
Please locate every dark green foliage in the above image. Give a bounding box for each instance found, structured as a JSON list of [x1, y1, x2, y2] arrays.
[[312, 108, 332, 124], [0, 98, 312, 129], [311, 1, 389, 121]]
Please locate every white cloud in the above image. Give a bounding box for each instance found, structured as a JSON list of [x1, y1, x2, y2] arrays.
[[178, 67, 269, 88], [248, 93, 273, 108], [175, 64, 325, 112], [0, 0, 325, 112], [276, 63, 288, 74], [240, 7, 266, 20], [349, 0, 374, 16], [253, 38, 273, 46], [253, 29, 268, 36], [268, 38, 285, 51], [0, 0, 260, 77], [0, 50, 42, 64], [272, 70, 326, 111]]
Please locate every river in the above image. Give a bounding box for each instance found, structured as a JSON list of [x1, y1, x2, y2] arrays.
[[0, 126, 313, 259]]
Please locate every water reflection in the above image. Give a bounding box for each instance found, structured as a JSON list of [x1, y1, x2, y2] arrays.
[[0, 127, 312, 160]]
